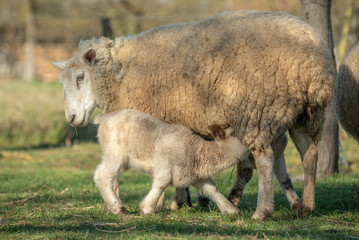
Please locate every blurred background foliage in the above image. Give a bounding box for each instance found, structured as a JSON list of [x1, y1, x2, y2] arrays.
[[0, 0, 358, 150]]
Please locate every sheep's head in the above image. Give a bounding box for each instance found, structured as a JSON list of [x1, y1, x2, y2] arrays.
[[51, 48, 98, 127]]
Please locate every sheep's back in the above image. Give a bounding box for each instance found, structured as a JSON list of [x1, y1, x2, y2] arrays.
[[110, 11, 334, 149]]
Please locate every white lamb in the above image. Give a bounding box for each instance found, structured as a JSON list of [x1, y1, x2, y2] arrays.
[[93, 109, 249, 215], [93, 109, 298, 215]]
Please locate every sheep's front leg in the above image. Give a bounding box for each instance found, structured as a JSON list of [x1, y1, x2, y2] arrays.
[[252, 146, 274, 220], [94, 163, 128, 215], [140, 170, 171, 215], [193, 179, 239, 215], [227, 158, 253, 207]]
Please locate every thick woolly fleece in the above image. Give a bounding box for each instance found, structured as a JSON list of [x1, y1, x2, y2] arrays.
[[334, 42, 359, 142], [77, 10, 334, 150]]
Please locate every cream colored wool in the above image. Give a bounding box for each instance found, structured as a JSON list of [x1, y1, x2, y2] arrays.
[[78, 11, 334, 150], [334, 42, 359, 141]]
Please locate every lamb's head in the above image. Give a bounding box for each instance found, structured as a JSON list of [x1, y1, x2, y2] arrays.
[[51, 48, 98, 126], [209, 124, 249, 160]]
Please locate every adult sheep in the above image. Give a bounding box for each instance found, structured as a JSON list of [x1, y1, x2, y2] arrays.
[[334, 42, 359, 141], [52, 10, 334, 220]]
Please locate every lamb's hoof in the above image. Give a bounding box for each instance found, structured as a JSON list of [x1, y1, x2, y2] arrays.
[[155, 205, 164, 213], [108, 205, 128, 215], [198, 196, 210, 208], [140, 206, 154, 215], [225, 208, 241, 217], [169, 201, 183, 211], [119, 206, 129, 215]]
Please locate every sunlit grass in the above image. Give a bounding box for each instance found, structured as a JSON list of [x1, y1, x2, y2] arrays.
[[0, 80, 358, 238]]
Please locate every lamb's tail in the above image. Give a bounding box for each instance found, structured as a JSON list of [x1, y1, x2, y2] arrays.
[[93, 114, 104, 125]]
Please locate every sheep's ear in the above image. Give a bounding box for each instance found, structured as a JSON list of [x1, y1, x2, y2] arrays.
[[51, 61, 67, 70], [83, 48, 96, 66], [209, 124, 226, 140]]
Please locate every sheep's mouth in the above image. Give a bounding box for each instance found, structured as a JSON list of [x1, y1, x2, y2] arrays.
[[71, 112, 88, 127]]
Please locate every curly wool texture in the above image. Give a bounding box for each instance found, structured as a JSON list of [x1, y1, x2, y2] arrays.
[[78, 11, 334, 150], [334, 42, 359, 142]]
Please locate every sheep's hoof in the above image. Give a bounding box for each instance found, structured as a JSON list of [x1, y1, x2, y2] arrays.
[[228, 195, 241, 208], [298, 205, 313, 218], [251, 208, 272, 221], [291, 200, 301, 211]]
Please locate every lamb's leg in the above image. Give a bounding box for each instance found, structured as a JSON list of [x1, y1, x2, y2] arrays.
[[251, 146, 275, 220], [155, 191, 165, 213], [193, 178, 239, 215], [227, 157, 254, 207], [94, 162, 128, 215], [169, 187, 187, 210], [140, 170, 171, 215], [272, 134, 300, 211], [289, 126, 318, 218]]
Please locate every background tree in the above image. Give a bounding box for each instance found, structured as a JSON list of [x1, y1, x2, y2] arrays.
[[300, 0, 338, 178], [23, 0, 36, 81]]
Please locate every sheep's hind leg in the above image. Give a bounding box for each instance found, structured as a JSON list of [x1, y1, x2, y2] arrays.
[[272, 134, 300, 211], [251, 146, 275, 220], [94, 162, 128, 214], [289, 126, 318, 218], [140, 170, 171, 215], [193, 179, 239, 215]]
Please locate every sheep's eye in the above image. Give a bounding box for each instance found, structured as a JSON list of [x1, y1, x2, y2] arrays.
[[76, 73, 84, 85]]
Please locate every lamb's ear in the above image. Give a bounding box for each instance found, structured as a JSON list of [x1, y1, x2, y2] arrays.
[[209, 124, 226, 141], [83, 48, 96, 66], [51, 61, 67, 70]]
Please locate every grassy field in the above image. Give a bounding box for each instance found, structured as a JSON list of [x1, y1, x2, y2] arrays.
[[0, 80, 359, 239]]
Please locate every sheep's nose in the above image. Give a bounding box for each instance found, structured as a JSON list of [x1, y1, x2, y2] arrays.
[[70, 114, 76, 124]]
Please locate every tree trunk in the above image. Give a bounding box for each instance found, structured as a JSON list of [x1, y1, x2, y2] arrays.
[[23, 0, 36, 81], [300, 0, 338, 178]]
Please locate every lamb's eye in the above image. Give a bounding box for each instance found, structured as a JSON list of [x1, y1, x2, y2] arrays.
[[76, 72, 84, 84]]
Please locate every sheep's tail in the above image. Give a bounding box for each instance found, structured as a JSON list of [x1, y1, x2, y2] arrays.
[[307, 48, 335, 112], [93, 114, 104, 125]]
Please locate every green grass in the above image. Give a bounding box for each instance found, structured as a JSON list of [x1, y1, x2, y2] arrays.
[[0, 80, 359, 239], [0, 141, 358, 239]]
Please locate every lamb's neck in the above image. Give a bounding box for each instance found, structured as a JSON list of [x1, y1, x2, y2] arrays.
[[193, 140, 238, 179]]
